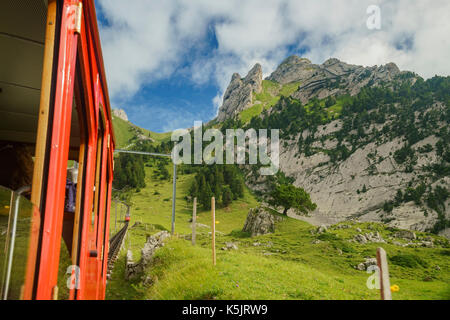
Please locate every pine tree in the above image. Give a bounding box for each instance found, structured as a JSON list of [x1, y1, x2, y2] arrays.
[[222, 186, 232, 207]]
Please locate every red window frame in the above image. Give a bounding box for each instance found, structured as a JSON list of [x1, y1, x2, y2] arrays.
[[34, 0, 115, 300]]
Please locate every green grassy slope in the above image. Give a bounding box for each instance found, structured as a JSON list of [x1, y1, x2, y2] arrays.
[[106, 163, 450, 300], [112, 115, 172, 149], [238, 79, 348, 123], [239, 80, 301, 123]]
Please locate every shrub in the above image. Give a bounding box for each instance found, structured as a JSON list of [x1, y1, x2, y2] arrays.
[[390, 254, 428, 268]]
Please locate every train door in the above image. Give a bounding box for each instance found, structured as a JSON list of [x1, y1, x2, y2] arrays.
[[0, 0, 51, 300]]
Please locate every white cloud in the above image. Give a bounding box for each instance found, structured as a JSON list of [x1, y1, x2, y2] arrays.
[[97, 0, 450, 120]]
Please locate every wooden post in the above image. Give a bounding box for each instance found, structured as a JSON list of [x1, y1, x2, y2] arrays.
[[171, 163, 177, 235], [376, 247, 392, 300], [192, 197, 197, 246], [211, 197, 216, 266]]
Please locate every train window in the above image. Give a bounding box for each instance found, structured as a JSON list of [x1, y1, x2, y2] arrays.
[[0, 186, 40, 300], [54, 94, 83, 300], [56, 57, 91, 300], [92, 120, 105, 234]]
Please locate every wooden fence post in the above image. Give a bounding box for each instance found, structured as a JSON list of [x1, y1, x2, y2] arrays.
[[211, 197, 216, 266], [192, 197, 197, 246], [376, 247, 392, 300]]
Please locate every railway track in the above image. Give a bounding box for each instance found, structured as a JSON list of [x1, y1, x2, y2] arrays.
[[107, 222, 129, 279]]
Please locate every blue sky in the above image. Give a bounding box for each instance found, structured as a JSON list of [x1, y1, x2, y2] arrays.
[[96, 4, 223, 131], [95, 0, 450, 133]]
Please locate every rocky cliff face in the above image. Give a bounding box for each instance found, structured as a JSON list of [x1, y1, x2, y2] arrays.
[[274, 109, 449, 233], [217, 63, 263, 122], [112, 108, 129, 122], [217, 56, 404, 121], [267, 55, 317, 84], [268, 56, 402, 104], [217, 56, 449, 237]]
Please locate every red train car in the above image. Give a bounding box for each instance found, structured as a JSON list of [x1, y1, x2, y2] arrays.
[[0, 0, 115, 300]]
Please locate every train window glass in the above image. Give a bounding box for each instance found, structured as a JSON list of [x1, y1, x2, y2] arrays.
[[55, 95, 83, 301], [0, 186, 40, 300], [92, 121, 104, 234], [55, 56, 90, 300]]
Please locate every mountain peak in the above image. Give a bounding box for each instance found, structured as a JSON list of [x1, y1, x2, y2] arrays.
[[216, 56, 417, 123], [244, 63, 263, 94], [267, 56, 317, 84], [281, 55, 311, 66], [112, 108, 128, 122], [217, 63, 263, 122]]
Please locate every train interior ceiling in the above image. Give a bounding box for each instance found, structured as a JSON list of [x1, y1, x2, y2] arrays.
[[0, 0, 81, 193]]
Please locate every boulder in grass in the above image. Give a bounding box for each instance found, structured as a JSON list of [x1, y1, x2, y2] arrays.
[[316, 225, 327, 234], [242, 207, 283, 237], [356, 258, 378, 271], [394, 230, 416, 240]]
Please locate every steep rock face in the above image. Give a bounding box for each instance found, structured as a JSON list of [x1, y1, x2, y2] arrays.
[[267, 55, 402, 104], [291, 58, 401, 104], [267, 56, 317, 84], [250, 103, 449, 234], [112, 108, 129, 121], [217, 56, 405, 123], [216, 56, 448, 237], [217, 64, 262, 122]]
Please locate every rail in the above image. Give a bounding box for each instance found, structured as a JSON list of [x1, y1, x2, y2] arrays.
[[107, 222, 129, 278]]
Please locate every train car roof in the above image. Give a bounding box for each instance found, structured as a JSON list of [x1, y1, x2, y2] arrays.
[[0, 0, 115, 148]]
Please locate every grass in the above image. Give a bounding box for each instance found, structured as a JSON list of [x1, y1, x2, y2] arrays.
[[140, 239, 377, 300], [112, 115, 172, 149], [304, 98, 344, 119], [239, 80, 301, 123], [106, 162, 450, 300], [111, 116, 136, 148], [239, 104, 263, 125]]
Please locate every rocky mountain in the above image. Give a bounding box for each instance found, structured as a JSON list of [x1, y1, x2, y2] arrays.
[[112, 108, 129, 122], [215, 56, 450, 238], [218, 56, 404, 120], [217, 63, 263, 122]]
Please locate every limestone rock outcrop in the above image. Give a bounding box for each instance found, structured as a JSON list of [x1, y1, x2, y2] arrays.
[[216, 63, 262, 122], [217, 56, 404, 123], [267, 56, 316, 84], [125, 231, 170, 280], [215, 56, 448, 237], [242, 207, 283, 237], [112, 108, 129, 121]]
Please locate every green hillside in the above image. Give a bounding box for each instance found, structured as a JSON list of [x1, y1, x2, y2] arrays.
[[107, 75, 450, 300], [106, 161, 450, 300], [239, 80, 301, 123], [112, 115, 172, 149]]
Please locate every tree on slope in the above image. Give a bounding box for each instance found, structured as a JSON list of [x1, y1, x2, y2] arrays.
[[270, 184, 317, 215]]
